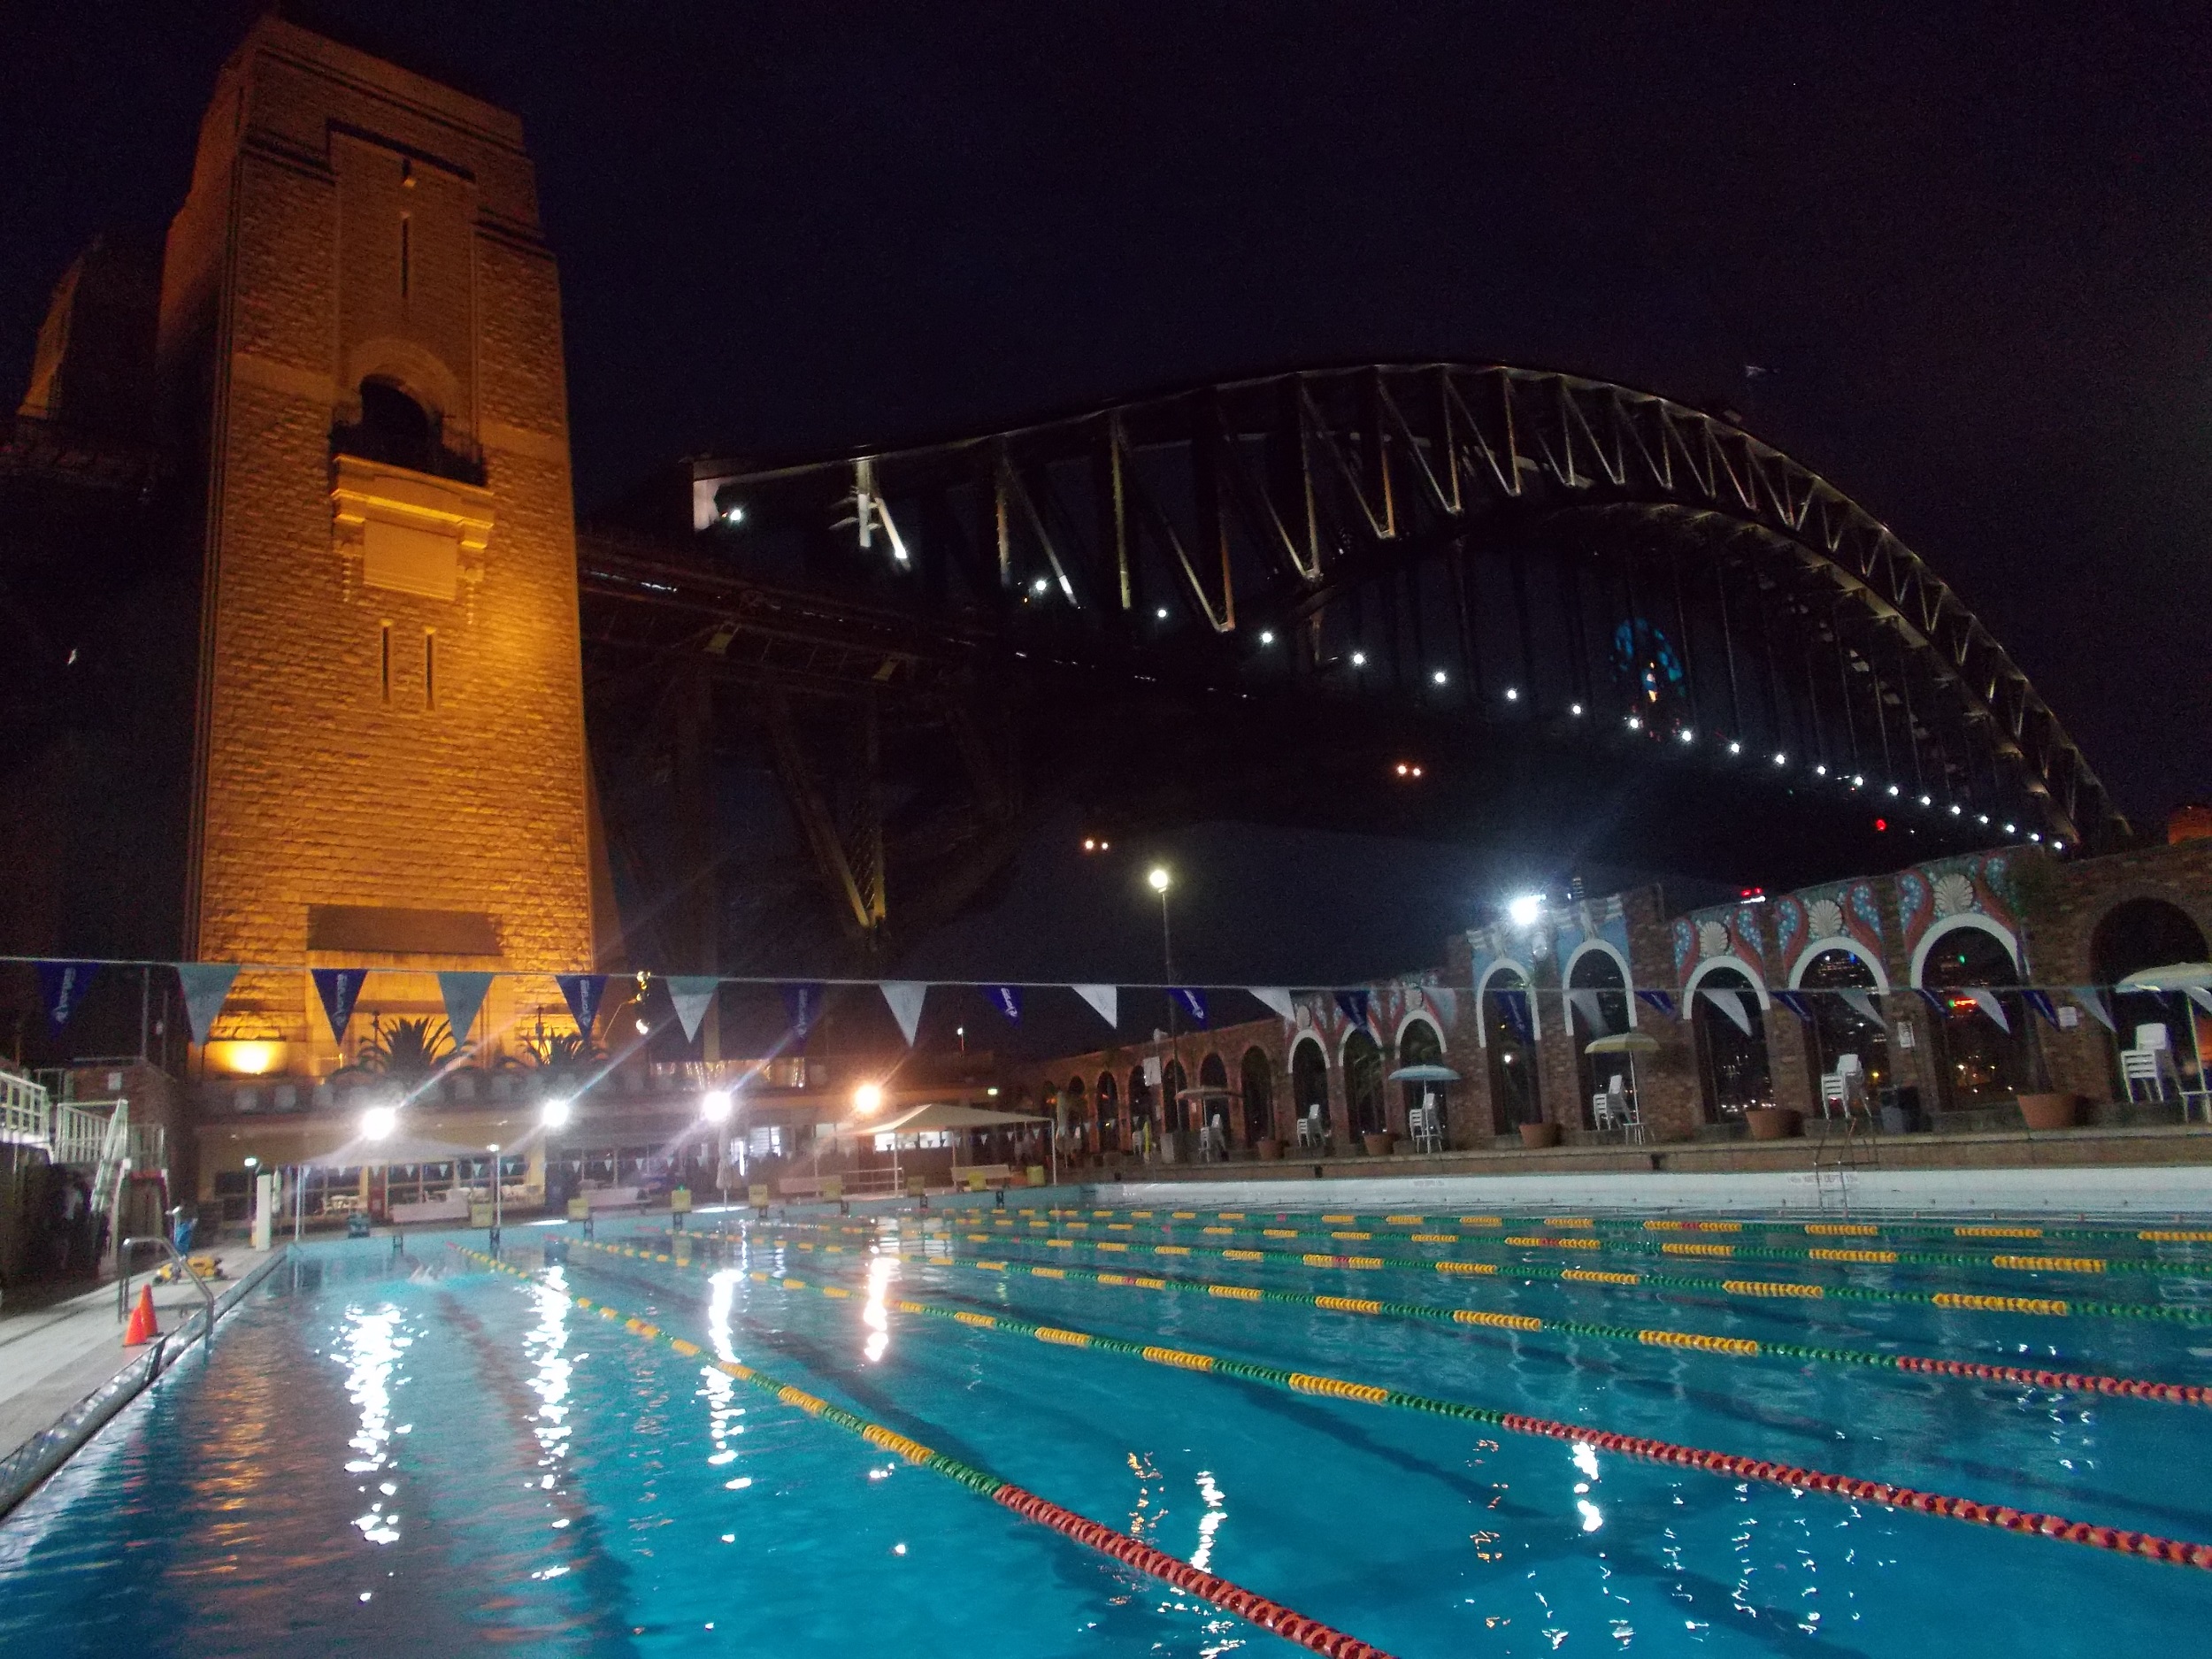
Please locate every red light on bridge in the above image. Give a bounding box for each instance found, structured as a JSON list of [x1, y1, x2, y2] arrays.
[[1394, 762, 1425, 780], [1081, 836, 1111, 852], [1874, 818, 1888, 832]]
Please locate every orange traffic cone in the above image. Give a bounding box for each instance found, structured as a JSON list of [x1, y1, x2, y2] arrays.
[[123, 1284, 158, 1346]]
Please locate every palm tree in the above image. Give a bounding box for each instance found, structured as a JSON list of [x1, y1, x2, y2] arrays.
[[347, 1015, 456, 1079]]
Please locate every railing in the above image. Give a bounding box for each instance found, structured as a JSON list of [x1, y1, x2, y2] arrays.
[[0, 1067, 50, 1148], [52, 1101, 118, 1168]]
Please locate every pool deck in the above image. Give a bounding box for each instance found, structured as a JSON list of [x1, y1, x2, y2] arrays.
[[0, 1247, 276, 1466]]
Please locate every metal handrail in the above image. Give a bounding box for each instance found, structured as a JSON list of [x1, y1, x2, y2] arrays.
[[118, 1235, 217, 1360]]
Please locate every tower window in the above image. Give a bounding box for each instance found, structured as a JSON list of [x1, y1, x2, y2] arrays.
[[380, 622, 392, 703], [424, 629, 436, 709], [355, 378, 434, 472], [399, 213, 411, 299]]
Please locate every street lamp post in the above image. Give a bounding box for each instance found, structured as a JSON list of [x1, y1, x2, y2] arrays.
[[486, 1142, 503, 1250], [1148, 866, 1181, 1155]]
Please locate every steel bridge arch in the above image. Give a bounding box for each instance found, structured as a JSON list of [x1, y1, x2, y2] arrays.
[[682, 363, 2119, 849]]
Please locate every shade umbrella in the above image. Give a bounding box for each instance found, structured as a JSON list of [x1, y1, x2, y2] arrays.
[[1384, 1064, 1462, 1082], [1582, 1032, 1661, 1056], [2116, 964, 2212, 1104]]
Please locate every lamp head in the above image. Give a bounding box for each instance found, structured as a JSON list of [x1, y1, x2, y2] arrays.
[[1506, 893, 1544, 928], [701, 1088, 733, 1125], [362, 1105, 398, 1142], [1148, 866, 1171, 894], [853, 1082, 884, 1116], [541, 1097, 572, 1130]]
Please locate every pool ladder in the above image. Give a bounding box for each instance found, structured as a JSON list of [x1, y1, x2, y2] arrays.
[[1809, 1100, 1880, 1214]]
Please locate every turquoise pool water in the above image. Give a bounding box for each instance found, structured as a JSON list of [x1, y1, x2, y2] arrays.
[[4, 1202, 2212, 1655]]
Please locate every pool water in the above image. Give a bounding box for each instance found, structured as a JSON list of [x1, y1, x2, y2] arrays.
[[4, 1202, 2212, 1656]]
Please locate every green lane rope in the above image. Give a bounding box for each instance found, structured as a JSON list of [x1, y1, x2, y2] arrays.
[[1008, 1208, 2212, 1282], [565, 1240, 2212, 1572], [711, 1211, 2212, 1326], [449, 1244, 1394, 1659]]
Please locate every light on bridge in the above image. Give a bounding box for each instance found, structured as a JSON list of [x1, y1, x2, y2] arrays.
[[1728, 741, 1741, 755], [1432, 669, 1448, 685], [1349, 651, 1367, 667], [1394, 762, 1425, 780], [1569, 703, 1583, 716], [1772, 752, 1787, 766], [1677, 728, 1694, 744], [1258, 630, 1275, 644], [1502, 686, 1518, 701]]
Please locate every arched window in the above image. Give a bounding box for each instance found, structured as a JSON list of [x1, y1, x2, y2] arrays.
[[1693, 965, 1771, 1121], [1095, 1071, 1120, 1151], [1396, 1018, 1447, 1139], [1240, 1047, 1274, 1144], [2093, 898, 2209, 1099], [1567, 951, 1630, 1128], [1291, 1039, 1330, 1141], [1922, 925, 2041, 1110], [356, 376, 436, 472], [1799, 949, 1890, 1094], [1197, 1053, 1229, 1135], [1344, 1030, 1385, 1137], [1063, 1076, 1087, 1151], [1481, 970, 1542, 1131]]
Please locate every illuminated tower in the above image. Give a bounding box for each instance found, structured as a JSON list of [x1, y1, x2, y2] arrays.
[[157, 18, 598, 1067]]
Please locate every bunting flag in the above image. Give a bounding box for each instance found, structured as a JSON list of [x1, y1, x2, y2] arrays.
[[2071, 986, 2115, 1031], [1333, 989, 1371, 1028], [1171, 987, 1208, 1027], [1071, 984, 1118, 1028], [2023, 987, 2062, 1030], [664, 976, 719, 1044], [1566, 987, 1607, 1034], [780, 983, 824, 1041], [1496, 987, 1534, 1044], [1247, 987, 1295, 1023], [2188, 987, 2212, 1018], [880, 981, 928, 1047], [1839, 987, 1886, 1028], [311, 967, 367, 1043], [1635, 988, 1676, 1019], [986, 984, 1022, 1024], [35, 961, 98, 1032], [1422, 984, 1459, 1027], [1967, 987, 2011, 1033], [173, 963, 240, 1045], [557, 973, 609, 1040], [1916, 987, 1948, 1017], [1773, 989, 1816, 1024], [437, 971, 495, 1048], [1702, 987, 1752, 1035]]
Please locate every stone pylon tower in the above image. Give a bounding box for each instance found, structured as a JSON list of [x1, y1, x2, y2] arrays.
[[157, 18, 599, 1069]]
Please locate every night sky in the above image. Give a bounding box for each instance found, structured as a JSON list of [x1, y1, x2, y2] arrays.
[[6, 4, 2208, 1001]]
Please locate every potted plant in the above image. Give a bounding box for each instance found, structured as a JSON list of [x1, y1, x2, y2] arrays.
[[1256, 1137, 1283, 1160], [2017, 1092, 2079, 1131], [1744, 1105, 1801, 1141], [1363, 1130, 1395, 1157], [1519, 1120, 1563, 1148]]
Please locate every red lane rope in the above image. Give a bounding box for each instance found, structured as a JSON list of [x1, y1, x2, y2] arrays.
[[1494, 1415, 2212, 1569], [994, 1486, 1394, 1658]]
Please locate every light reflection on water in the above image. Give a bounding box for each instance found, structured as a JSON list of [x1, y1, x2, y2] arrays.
[[339, 1303, 407, 1545]]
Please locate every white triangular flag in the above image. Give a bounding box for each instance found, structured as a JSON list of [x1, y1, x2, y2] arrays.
[[1247, 987, 1295, 1022], [1567, 987, 1607, 1034], [1071, 984, 1118, 1029], [880, 981, 929, 1046], [437, 971, 495, 1047], [173, 963, 240, 1045], [1838, 987, 1886, 1028], [664, 975, 720, 1044], [2071, 987, 2115, 1031], [1703, 987, 1752, 1034], [1967, 987, 2011, 1033]]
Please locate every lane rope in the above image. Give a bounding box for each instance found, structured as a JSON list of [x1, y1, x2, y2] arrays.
[[1010, 1209, 2212, 1283], [569, 1237, 2212, 1573], [726, 1211, 2212, 1327], [449, 1244, 1395, 1659], [680, 1229, 2212, 1409]]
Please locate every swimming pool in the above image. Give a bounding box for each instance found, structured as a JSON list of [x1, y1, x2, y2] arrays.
[[4, 1194, 2211, 1655]]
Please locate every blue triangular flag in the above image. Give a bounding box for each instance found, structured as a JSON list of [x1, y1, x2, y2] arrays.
[[2071, 987, 2115, 1032], [1171, 987, 1208, 1027], [1916, 987, 1947, 1016], [311, 968, 368, 1043], [1635, 988, 1676, 1018], [987, 984, 1023, 1024], [1334, 989, 1370, 1027], [437, 971, 495, 1048], [1496, 987, 1533, 1044], [35, 961, 99, 1032], [2023, 987, 2061, 1030], [780, 982, 824, 1040], [1774, 989, 1816, 1023], [557, 973, 609, 1039], [173, 963, 240, 1044]]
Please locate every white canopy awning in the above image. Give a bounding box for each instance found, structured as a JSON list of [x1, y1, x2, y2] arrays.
[[302, 1134, 494, 1169], [834, 1100, 1048, 1137]]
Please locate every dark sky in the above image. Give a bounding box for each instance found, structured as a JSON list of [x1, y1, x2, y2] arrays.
[[6, 3, 2209, 986]]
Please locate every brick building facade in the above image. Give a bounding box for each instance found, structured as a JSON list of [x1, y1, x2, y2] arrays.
[[1009, 836, 2211, 1161]]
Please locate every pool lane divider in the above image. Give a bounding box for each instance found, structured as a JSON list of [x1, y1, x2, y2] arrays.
[[570, 1239, 2212, 1572], [733, 1212, 2212, 1327], [1011, 1210, 2212, 1283], [1045, 1205, 2212, 1253], [664, 1231, 2212, 1409], [447, 1245, 1395, 1659]]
